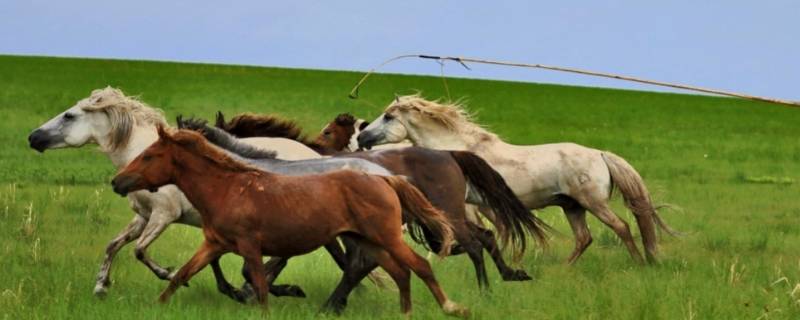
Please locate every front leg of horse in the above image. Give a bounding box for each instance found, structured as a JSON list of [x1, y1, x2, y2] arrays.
[[322, 236, 379, 314], [94, 215, 147, 297], [134, 212, 182, 282], [263, 257, 306, 298], [210, 258, 250, 303], [160, 241, 223, 303]]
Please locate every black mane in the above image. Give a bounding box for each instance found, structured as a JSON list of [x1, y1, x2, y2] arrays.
[[176, 115, 278, 160]]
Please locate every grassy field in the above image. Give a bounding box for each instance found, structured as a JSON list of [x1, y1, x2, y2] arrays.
[[1, 55, 799, 319]]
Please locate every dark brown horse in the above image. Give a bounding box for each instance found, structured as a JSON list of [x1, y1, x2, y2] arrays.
[[110, 127, 469, 317], [213, 112, 550, 299]]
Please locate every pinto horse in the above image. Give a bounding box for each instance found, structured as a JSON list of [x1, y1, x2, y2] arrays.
[[111, 127, 470, 318]]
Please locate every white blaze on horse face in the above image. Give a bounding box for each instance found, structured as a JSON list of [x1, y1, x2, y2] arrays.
[[346, 119, 365, 152]]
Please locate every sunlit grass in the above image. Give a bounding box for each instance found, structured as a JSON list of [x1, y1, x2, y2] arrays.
[[1, 55, 799, 319]]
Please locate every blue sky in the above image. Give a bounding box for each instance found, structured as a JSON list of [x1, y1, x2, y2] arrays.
[[2, 1, 798, 100]]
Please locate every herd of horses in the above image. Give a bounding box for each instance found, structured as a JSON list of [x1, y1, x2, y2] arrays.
[[27, 87, 677, 317]]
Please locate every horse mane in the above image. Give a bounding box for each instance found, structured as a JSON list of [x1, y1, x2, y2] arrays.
[[334, 113, 357, 127], [168, 129, 261, 173], [219, 112, 308, 141], [389, 94, 495, 139], [218, 111, 334, 154], [176, 116, 278, 159], [79, 86, 167, 151]]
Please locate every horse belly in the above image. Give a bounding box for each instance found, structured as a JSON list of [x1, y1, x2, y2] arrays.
[[259, 230, 336, 257]]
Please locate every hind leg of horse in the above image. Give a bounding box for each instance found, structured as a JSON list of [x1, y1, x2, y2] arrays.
[[453, 227, 490, 290], [159, 240, 224, 303], [563, 207, 593, 265], [134, 210, 180, 281], [586, 203, 644, 264], [474, 226, 532, 281], [379, 237, 469, 317], [322, 236, 380, 314], [352, 239, 413, 315], [94, 215, 147, 296]]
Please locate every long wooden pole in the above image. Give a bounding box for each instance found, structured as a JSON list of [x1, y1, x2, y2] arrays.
[[348, 54, 800, 108]]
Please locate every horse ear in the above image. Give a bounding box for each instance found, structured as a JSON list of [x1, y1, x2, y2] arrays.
[[215, 111, 226, 128], [156, 125, 170, 140], [175, 115, 184, 129]]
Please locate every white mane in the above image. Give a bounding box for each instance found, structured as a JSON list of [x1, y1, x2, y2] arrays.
[[388, 94, 498, 140], [79, 87, 167, 151]]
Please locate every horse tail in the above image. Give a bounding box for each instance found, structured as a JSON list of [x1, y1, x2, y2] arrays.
[[601, 151, 681, 262], [449, 151, 550, 256], [381, 175, 454, 257]]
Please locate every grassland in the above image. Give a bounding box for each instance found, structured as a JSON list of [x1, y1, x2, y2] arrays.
[[1, 55, 799, 319]]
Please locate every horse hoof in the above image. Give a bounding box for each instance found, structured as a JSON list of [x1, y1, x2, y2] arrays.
[[502, 270, 532, 281], [321, 301, 347, 315], [93, 285, 108, 298], [443, 300, 470, 318], [284, 285, 306, 298]]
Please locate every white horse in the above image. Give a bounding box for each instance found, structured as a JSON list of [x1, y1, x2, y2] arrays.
[[357, 95, 679, 264], [27, 87, 321, 296]]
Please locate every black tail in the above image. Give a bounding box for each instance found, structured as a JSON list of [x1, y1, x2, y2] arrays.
[[449, 151, 551, 256]]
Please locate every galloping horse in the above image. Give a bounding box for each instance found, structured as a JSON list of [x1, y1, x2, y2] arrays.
[[183, 115, 549, 311], [358, 95, 680, 264], [111, 127, 470, 318], [27, 87, 322, 297], [213, 112, 549, 284]]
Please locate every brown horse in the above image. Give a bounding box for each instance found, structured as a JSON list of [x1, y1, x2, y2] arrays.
[[110, 127, 469, 317], [214, 112, 549, 276]]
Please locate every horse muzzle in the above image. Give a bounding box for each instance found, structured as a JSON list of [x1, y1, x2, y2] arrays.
[[356, 131, 381, 150], [111, 175, 146, 197], [28, 129, 53, 153]]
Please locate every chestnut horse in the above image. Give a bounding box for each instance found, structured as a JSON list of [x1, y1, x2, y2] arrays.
[[213, 112, 550, 285], [111, 127, 469, 318]]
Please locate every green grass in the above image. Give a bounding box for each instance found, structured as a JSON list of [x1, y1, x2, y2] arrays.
[[1, 55, 799, 319]]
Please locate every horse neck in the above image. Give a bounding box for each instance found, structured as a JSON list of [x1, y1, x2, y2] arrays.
[[410, 122, 504, 152], [170, 150, 264, 217], [104, 125, 158, 169]]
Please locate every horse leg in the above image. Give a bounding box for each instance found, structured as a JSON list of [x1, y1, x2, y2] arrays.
[[238, 244, 269, 310], [585, 202, 645, 264], [235, 240, 350, 301], [94, 215, 146, 297], [134, 210, 181, 281], [563, 206, 593, 265], [454, 226, 490, 290], [474, 226, 532, 281], [322, 236, 379, 314], [353, 239, 413, 316], [381, 238, 469, 318], [209, 258, 252, 303], [159, 240, 224, 303], [262, 257, 306, 297]]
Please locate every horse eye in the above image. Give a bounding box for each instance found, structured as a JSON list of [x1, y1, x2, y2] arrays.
[[323, 131, 331, 136], [63, 113, 75, 120], [142, 155, 153, 161], [383, 114, 394, 121]]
